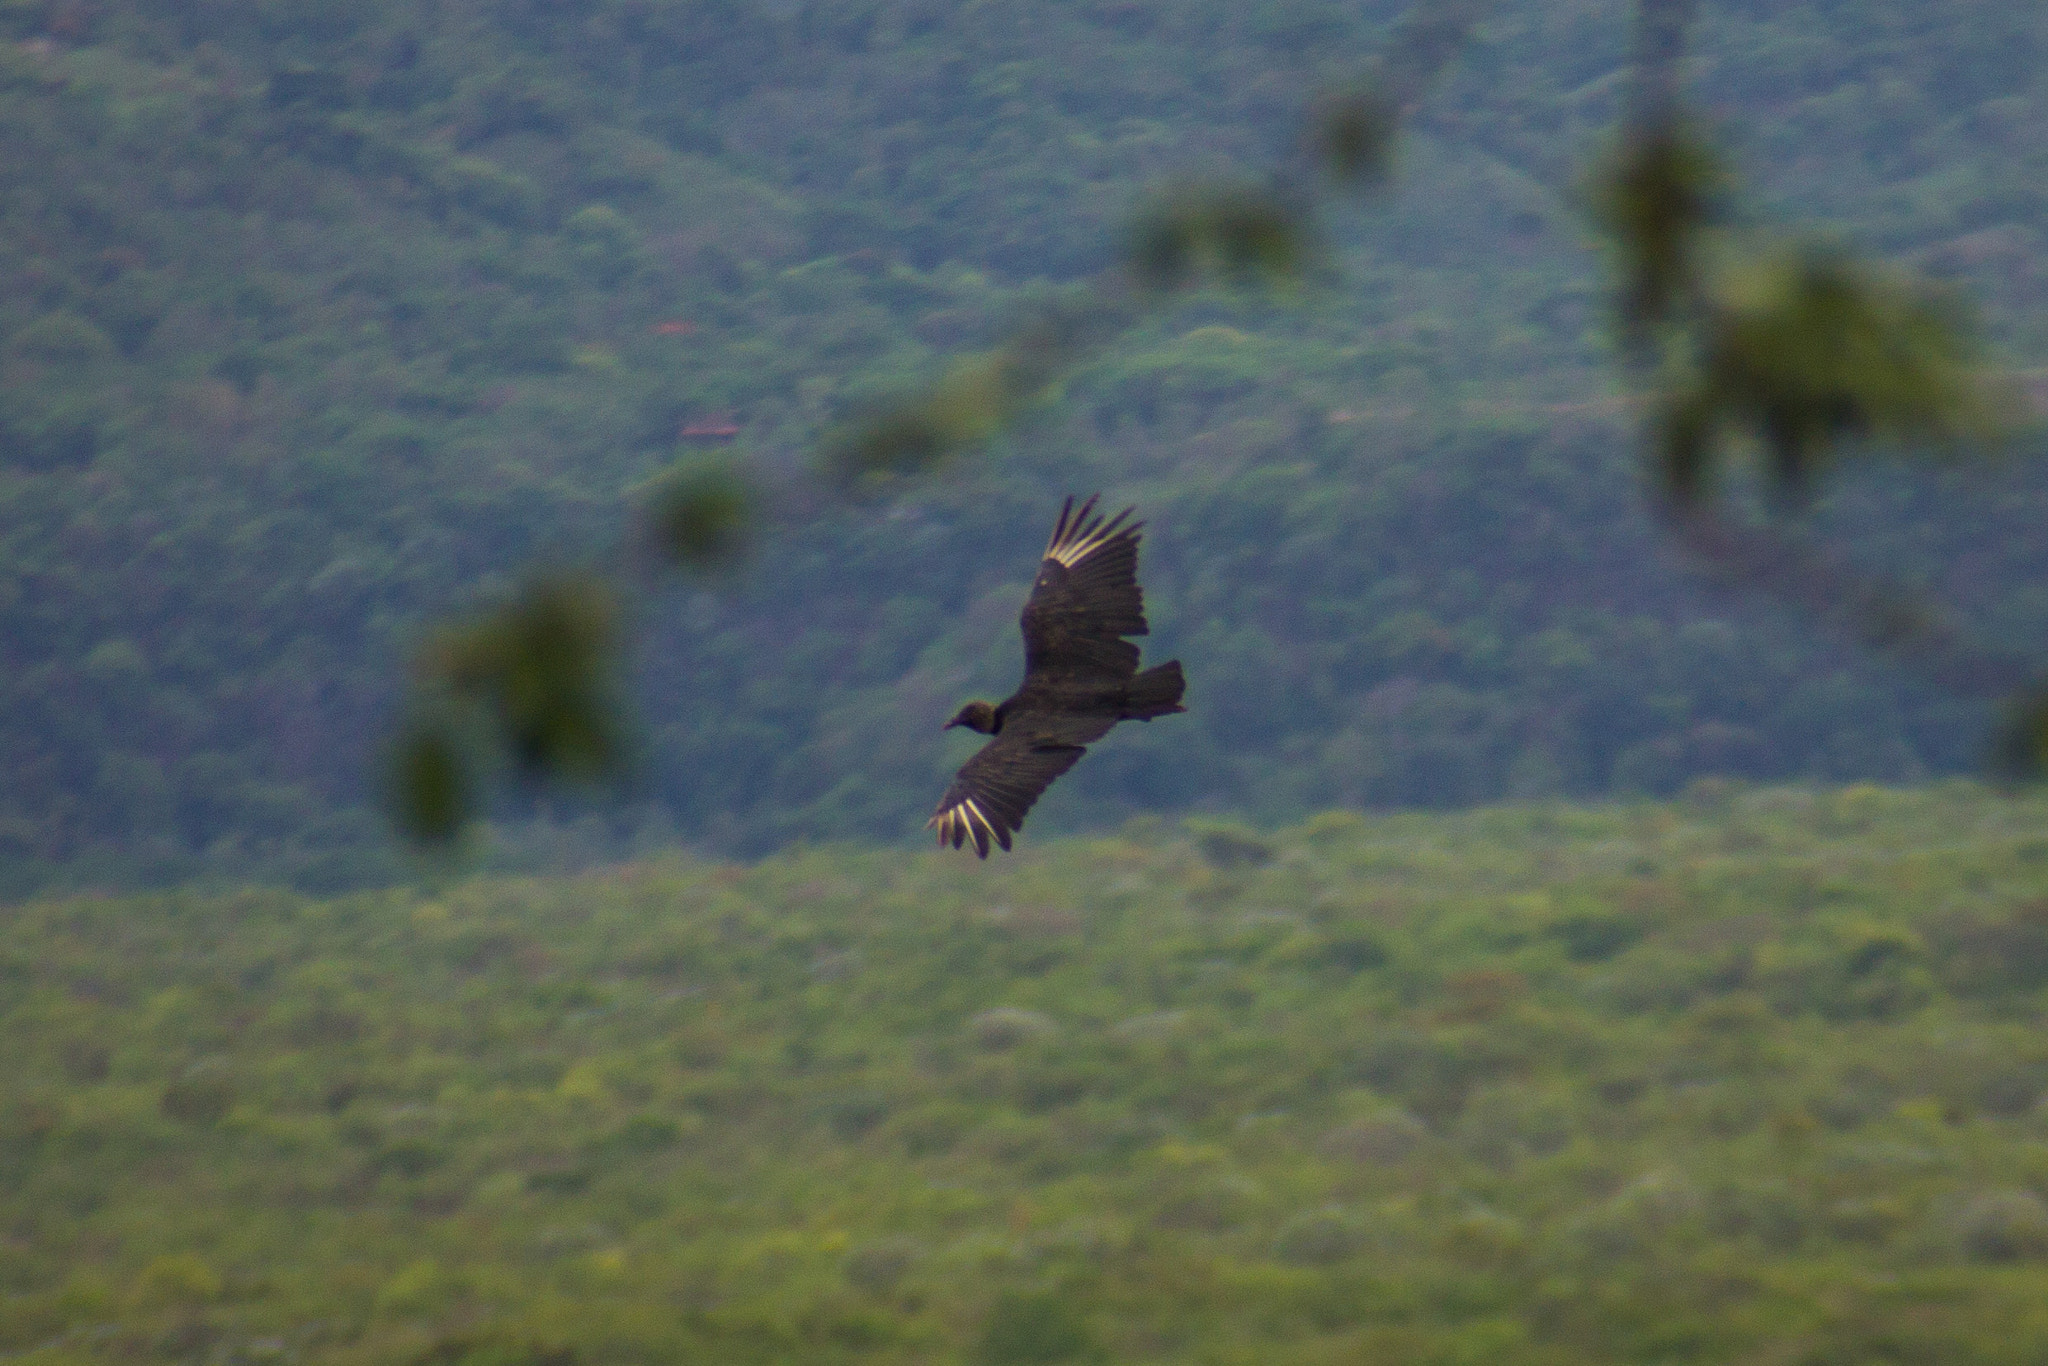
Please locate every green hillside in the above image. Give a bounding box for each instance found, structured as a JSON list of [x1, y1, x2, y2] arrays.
[[12, 786, 2048, 1363], [0, 0, 2045, 891]]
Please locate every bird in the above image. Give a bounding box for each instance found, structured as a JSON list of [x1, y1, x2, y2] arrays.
[[930, 495, 1186, 857]]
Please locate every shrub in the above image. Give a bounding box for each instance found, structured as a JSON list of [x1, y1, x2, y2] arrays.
[[843, 1238, 920, 1294], [978, 1289, 1093, 1366], [1273, 1207, 1363, 1266], [159, 1076, 235, 1125], [1955, 1189, 2048, 1263], [8, 312, 114, 364], [1319, 1110, 1428, 1164], [132, 1253, 220, 1307], [969, 1008, 1057, 1051]]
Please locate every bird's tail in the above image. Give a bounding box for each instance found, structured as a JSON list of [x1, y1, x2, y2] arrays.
[[1124, 660, 1186, 720]]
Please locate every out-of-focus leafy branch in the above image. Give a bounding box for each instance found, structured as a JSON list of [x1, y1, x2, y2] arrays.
[[1592, 0, 2039, 771], [828, 0, 1489, 485], [391, 0, 1490, 845], [389, 573, 623, 845], [387, 461, 754, 845], [1595, 118, 2008, 506], [389, 0, 2040, 845]]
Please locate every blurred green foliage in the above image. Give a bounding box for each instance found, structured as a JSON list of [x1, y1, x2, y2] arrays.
[[1566, 5, 2041, 793], [832, 348, 1053, 482], [13, 788, 2048, 1361], [387, 722, 469, 848], [643, 460, 755, 570], [395, 576, 623, 844], [1593, 119, 1727, 347], [825, 5, 1431, 490], [1129, 186, 1316, 292], [429, 575, 621, 784], [1312, 91, 1397, 187], [1655, 252, 2005, 505], [1594, 123, 2010, 507]]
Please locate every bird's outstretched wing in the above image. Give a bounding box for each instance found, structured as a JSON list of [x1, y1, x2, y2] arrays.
[[928, 727, 1090, 858], [1020, 495, 1150, 682]]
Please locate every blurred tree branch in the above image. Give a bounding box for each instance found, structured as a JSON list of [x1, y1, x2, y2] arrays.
[[389, 0, 2044, 844], [1592, 0, 2039, 772], [393, 0, 1492, 844], [827, 2, 1492, 487]]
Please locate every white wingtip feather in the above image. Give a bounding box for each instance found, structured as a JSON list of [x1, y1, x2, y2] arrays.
[[1044, 496, 1136, 569]]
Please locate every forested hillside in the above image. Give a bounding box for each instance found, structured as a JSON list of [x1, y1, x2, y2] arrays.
[[12, 790, 2048, 1364], [0, 0, 2044, 892]]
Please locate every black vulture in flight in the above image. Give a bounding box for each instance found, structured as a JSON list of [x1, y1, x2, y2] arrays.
[[930, 495, 1186, 857]]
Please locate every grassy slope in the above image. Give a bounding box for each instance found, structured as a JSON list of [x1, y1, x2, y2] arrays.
[[10, 784, 2048, 1363]]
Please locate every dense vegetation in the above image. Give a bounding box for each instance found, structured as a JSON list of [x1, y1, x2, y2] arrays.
[[14, 786, 2048, 1363], [1, 0, 2045, 891]]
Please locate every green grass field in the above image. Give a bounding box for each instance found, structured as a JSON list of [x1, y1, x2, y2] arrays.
[[11, 783, 2048, 1364]]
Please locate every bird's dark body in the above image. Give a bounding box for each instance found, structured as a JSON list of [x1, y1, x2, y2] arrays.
[[930, 496, 1185, 857]]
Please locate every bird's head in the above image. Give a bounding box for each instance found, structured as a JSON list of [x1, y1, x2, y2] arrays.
[[945, 701, 1000, 734]]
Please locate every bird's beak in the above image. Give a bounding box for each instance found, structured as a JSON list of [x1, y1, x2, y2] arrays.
[[943, 717, 960, 730]]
